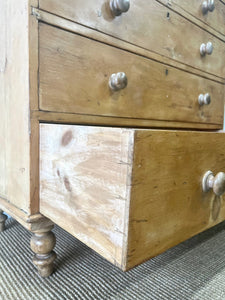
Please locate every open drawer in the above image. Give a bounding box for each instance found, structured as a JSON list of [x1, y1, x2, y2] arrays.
[[40, 124, 225, 270]]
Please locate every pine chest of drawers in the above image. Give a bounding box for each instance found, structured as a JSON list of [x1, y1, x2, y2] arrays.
[[0, 0, 225, 277]]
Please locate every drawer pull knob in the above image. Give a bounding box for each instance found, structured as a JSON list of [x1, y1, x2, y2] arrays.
[[198, 93, 211, 105], [110, 0, 130, 16], [202, 0, 215, 14], [202, 171, 225, 196], [200, 42, 213, 56], [109, 72, 128, 91]]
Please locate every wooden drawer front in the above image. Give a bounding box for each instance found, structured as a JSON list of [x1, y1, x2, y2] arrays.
[[159, 0, 225, 37], [39, 0, 225, 78], [40, 124, 225, 270], [39, 24, 224, 127]]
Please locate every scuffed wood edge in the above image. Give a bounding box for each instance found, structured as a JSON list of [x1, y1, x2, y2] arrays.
[[121, 131, 135, 270], [29, 119, 40, 214], [31, 111, 222, 130], [0, 197, 53, 231], [29, 7, 39, 111], [29, 7, 40, 213], [31, 8, 225, 84]]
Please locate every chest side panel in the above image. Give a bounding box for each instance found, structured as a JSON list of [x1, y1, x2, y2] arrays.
[[0, 0, 31, 213]]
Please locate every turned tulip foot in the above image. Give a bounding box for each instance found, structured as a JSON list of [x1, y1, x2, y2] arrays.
[[0, 210, 8, 232], [30, 225, 57, 278]]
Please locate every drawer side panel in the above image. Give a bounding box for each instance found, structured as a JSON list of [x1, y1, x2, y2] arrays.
[[40, 124, 134, 268]]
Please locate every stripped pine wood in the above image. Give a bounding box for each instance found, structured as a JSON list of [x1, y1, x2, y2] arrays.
[[126, 129, 225, 269], [1, 0, 225, 277], [40, 125, 225, 270], [39, 24, 224, 127], [38, 0, 225, 78], [40, 124, 134, 267], [0, 196, 54, 232], [0, 0, 39, 215], [0, 0, 30, 210], [29, 2, 40, 214], [31, 110, 222, 130], [158, 0, 225, 37], [33, 8, 225, 84]]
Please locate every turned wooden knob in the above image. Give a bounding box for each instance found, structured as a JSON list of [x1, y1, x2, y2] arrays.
[[198, 93, 211, 106], [110, 0, 130, 16], [109, 72, 128, 91], [200, 42, 213, 56], [202, 170, 225, 196], [202, 0, 215, 14]]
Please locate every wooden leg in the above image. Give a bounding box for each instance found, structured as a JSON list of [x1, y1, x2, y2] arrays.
[[30, 225, 57, 278], [0, 210, 8, 232]]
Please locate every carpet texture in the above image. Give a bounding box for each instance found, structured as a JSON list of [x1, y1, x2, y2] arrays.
[[1, 218, 225, 300]]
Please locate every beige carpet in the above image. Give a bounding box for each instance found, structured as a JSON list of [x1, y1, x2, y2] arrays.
[[1, 218, 225, 300]]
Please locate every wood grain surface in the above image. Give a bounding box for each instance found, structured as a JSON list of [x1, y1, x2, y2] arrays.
[[33, 8, 225, 84], [0, 1, 40, 214], [127, 129, 225, 269], [32, 110, 222, 130], [39, 0, 225, 78], [39, 24, 224, 127], [0, 1, 30, 211], [40, 124, 134, 267], [40, 124, 225, 270], [158, 0, 225, 37], [0, 196, 54, 232]]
